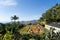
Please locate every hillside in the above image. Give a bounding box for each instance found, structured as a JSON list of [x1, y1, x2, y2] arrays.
[[19, 25, 30, 34], [39, 4, 60, 23], [19, 24, 46, 34]]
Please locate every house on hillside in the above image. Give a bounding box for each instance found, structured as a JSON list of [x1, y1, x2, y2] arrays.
[[45, 22, 60, 33]]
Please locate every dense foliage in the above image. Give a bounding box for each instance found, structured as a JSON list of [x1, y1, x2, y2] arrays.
[[39, 4, 60, 23]]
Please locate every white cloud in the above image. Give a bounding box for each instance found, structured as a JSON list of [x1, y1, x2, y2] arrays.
[[0, 0, 17, 6]]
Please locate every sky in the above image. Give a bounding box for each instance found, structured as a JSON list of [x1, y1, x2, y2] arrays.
[[0, 0, 60, 22]]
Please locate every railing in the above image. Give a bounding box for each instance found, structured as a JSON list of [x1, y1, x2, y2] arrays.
[[45, 25, 60, 33]]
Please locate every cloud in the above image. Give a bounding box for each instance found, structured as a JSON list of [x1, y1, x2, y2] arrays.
[[0, 0, 17, 6]]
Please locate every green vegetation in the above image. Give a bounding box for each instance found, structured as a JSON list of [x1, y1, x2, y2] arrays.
[[39, 4, 60, 23], [20, 25, 30, 34]]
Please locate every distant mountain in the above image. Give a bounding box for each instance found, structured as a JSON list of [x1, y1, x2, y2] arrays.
[[0, 20, 38, 24], [20, 20, 38, 24]]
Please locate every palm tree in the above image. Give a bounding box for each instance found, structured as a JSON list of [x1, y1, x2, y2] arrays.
[[11, 15, 19, 31], [11, 15, 20, 40], [11, 15, 19, 23], [11, 15, 19, 30]]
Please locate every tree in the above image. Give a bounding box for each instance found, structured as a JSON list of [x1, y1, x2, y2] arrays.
[[39, 4, 60, 23], [11, 15, 20, 40], [11, 15, 19, 32], [11, 15, 19, 24]]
